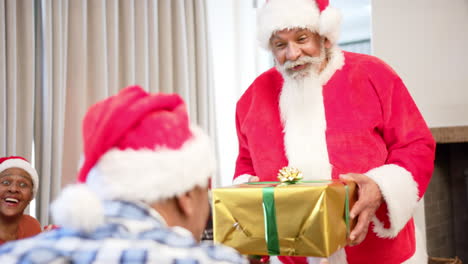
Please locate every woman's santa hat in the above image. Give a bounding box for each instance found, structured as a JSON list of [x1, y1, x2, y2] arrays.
[[0, 156, 39, 197], [51, 86, 216, 232], [257, 0, 342, 49]]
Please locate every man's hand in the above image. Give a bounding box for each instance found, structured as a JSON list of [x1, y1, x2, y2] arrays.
[[248, 176, 259, 182], [43, 225, 59, 232], [340, 173, 383, 245]]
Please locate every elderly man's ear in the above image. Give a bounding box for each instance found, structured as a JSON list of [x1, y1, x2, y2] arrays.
[[176, 191, 196, 217], [175, 186, 208, 218], [174, 186, 210, 241]]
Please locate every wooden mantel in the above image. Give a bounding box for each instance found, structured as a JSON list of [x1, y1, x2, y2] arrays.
[[430, 126, 468, 143]]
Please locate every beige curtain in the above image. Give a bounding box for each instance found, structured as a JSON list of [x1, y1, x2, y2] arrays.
[[0, 0, 35, 160], [0, 0, 214, 225], [33, 0, 68, 225]]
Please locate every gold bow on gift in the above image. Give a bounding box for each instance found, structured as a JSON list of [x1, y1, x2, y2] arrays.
[[277, 167, 303, 185]]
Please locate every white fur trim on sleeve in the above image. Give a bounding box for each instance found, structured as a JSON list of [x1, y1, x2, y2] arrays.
[[365, 164, 419, 238], [232, 174, 254, 185]]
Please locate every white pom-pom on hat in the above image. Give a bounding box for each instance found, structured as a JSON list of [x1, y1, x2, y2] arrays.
[[51, 184, 104, 232], [318, 6, 342, 45]]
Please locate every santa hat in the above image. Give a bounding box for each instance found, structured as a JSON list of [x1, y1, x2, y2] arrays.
[[0, 156, 39, 197], [51, 86, 216, 232], [257, 0, 342, 49]]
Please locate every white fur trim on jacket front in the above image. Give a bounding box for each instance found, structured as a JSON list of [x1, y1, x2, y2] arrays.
[[318, 46, 345, 85], [365, 164, 419, 238], [85, 125, 216, 203], [0, 158, 39, 197], [257, 0, 342, 49], [279, 46, 344, 180], [402, 224, 428, 263], [279, 71, 331, 180]]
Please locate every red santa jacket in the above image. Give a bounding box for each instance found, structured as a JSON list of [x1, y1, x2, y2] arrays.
[[234, 50, 435, 264]]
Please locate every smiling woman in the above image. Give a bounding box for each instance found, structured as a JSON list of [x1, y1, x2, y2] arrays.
[[0, 157, 41, 245]]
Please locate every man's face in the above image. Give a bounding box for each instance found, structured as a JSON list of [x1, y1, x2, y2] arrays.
[[270, 28, 325, 79], [0, 168, 34, 218]]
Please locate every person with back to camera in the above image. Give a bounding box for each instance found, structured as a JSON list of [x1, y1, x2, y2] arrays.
[[0, 86, 248, 264]]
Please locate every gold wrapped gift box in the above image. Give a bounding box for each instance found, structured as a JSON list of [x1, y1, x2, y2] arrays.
[[212, 180, 357, 257]]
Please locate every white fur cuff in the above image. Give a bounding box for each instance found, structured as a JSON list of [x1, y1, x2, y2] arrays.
[[366, 164, 419, 238], [232, 174, 254, 185]]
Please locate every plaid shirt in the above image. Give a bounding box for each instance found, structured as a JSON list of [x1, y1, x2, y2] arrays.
[[0, 200, 247, 264]]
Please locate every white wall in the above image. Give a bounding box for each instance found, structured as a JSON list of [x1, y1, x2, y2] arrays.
[[372, 0, 468, 245], [372, 0, 468, 128]]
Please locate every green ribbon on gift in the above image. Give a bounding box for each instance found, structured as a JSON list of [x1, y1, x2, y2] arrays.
[[247, 180, 351, 255], [344, 183, 350, 236], [262, 187, 280, 255]]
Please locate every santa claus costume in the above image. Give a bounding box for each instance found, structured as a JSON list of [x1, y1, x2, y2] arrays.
[[233, 0, 435, 263]]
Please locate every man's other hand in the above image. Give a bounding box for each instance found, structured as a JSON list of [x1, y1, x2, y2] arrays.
[[340, 173, 383, 245], [248, 176, 259, 182]]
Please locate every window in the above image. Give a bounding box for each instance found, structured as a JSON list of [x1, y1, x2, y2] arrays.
[[336, 0, 372, 54]]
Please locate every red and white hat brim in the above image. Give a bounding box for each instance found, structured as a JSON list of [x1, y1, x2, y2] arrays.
[[51, 125, 215, 231], [86, 125, 215, 202], [257, 0, 342, 49]]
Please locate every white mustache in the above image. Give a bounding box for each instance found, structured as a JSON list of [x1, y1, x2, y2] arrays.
[[283, 55, 324, 70]]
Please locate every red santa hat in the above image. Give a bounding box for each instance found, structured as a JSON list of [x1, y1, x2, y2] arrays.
[[0, 156, 39, 197], [51, 86, 216, 232], [257, 0, 342, 49]]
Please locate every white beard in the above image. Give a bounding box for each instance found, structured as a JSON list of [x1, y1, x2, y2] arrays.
[[279, 70, 332, 181], [276, 46, 348, 264]]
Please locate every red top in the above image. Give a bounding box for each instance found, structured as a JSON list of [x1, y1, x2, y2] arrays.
[[0, 215, 42, 245]]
